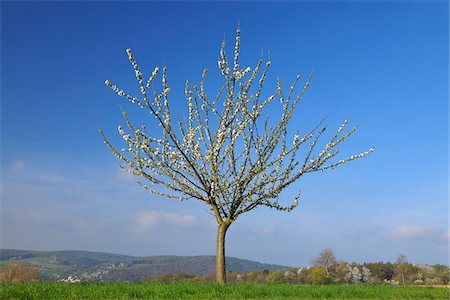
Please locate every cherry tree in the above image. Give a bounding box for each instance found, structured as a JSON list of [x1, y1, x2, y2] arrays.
[[100, 26, 373, 285]]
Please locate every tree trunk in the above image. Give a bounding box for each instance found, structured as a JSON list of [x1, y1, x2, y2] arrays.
[[216, 223, 229, 285]]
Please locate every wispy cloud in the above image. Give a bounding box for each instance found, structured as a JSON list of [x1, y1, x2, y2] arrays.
[[10, 160, 26, 172], [389, 225, 448, 243], [2, 158, 140, 199], [344, 225, 385, 237], [135, 210, 198, 233], [259, 225, 275, 235]]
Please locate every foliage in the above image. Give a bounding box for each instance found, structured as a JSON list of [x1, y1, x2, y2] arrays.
[[1, 282, 448, 299], [0, 261, 40, 283]]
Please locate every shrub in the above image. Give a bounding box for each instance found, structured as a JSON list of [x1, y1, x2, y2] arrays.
[[0, 261, 40, 283], [308, 267, 329, 284], [266, 270, 286, 284]]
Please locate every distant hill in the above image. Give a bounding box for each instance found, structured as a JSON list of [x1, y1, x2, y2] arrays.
[[0, 249, 290, 282]]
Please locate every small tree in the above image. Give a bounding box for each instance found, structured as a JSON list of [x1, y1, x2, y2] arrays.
[[313, 248, 337, 279], [351, 266, 363, 283], [361, 265, 372, 283], [395, 254, 408, 284], [100, 26, 373, 285]]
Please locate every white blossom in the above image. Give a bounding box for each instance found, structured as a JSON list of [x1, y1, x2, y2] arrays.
[[100, 26, 373, 255]]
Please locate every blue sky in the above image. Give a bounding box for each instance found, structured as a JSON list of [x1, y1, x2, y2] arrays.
[[1, 1, 448, 267]]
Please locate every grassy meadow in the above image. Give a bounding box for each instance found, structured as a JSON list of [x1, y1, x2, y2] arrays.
[[1, 282, 449, 300]]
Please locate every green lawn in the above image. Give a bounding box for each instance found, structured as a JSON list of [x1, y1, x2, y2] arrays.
[[0, 282, 448, 299]]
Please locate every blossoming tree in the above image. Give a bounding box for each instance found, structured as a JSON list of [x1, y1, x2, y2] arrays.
[[100, 26, 373, 285]]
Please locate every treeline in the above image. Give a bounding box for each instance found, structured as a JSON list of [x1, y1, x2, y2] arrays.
[[148, 264, 448, 285], [148, 250, 449, 286]]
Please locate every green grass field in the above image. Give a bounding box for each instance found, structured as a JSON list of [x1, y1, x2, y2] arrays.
[[0, 282, 448, 300]]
